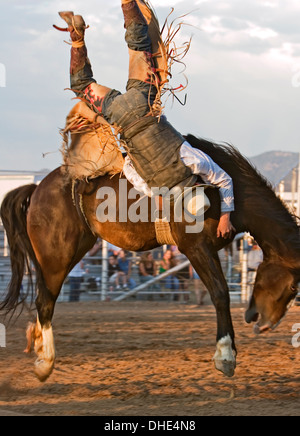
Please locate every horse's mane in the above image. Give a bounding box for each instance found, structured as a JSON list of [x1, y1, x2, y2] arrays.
[[185, 134, 300, 255]]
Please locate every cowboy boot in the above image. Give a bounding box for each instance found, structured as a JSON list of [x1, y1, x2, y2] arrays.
[[121, 1, 168, 92], [55, 12, 90, 79], [121, 0, 156, 91], [54, 12, 112, 113], [136, 1, 169, 89]]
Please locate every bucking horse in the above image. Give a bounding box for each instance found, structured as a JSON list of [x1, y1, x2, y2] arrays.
[[1, 134, 299, 382]]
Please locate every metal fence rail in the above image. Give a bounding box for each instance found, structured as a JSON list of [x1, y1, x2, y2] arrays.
[[1, 225, 299, 306]]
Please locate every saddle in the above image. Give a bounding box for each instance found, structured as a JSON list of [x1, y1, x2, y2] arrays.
[[61, 102, 125, 180]]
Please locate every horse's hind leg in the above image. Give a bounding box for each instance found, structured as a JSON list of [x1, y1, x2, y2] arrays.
[[23, 168, 97, 381], [25, 238, 94, 382], [25, 236, 96, 382], [33, 294, 57, 381], [24, 273, 63, 382]]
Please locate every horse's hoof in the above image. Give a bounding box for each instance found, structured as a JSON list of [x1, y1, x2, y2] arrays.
[[214, 359, 236, 378], [34, 358, 54, 382], [213, 335, 236, 378]]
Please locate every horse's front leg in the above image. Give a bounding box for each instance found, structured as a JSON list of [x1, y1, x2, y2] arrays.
[[180, 243, 236, 377]]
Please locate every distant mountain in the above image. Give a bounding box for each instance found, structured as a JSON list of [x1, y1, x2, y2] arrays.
[[249, 151, 299, 189]]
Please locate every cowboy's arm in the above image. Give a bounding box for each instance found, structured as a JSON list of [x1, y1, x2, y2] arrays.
[[198, 159, 236, 239], [180, 143, 235, 238], [217, 212, 235, 239], [180, 143, 235, 213]]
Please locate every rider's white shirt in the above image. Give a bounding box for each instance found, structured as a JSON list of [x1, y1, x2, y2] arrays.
[[123, 141, 235, 213]]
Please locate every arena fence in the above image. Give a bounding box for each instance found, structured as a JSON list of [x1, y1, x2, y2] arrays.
[[58, 236, 264, 304], [0, 226, 299, 307]]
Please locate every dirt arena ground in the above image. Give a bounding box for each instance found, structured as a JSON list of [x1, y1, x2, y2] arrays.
[[0, 302, 299, 416]]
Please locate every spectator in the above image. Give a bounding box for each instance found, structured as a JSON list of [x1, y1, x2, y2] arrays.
[[68, 260, 85, 302], [118, 250, 137, 290], [108, 243, 121, 257], [248, 242, 263, 271], [159, 249, 179, 292], [108, 255, 125, 291], [190, 265, 207, 305], [248, 242, 263, 284], [167, 247, 190, 301], [88, 238, 102, 264], [175, 260, 190, 302], [139, 252, 159, 292]]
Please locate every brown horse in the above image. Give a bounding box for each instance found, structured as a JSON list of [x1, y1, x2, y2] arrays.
[[1, 134, 299, 382]]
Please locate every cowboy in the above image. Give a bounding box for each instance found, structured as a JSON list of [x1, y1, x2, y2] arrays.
[[54, 0, 235, 238]]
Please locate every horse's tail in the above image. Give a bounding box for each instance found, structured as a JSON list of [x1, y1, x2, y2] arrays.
[[0, 184, 41, 316]]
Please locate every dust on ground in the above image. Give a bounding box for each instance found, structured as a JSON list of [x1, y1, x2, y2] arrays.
[[0, 302, 299, 416]]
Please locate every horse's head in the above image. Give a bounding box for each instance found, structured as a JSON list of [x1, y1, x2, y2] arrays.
[[245, 261, 299, 334]]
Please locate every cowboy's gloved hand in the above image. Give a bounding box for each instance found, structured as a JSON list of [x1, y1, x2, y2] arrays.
[[217, 212, 236, 239]]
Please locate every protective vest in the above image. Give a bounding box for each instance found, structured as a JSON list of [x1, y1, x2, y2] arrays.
[[105, 87, 192, 189]]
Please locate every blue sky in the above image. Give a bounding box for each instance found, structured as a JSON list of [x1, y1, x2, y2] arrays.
[[0, 0, 299, 171]]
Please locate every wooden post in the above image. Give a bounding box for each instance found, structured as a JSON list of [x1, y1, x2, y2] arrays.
[[101, 240, 108, 301], [241, 235, 249, 304], [297, 153, 300, 220]]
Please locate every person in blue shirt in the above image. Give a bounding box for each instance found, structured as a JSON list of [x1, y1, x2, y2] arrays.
[[118, 250, 137, 290]]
